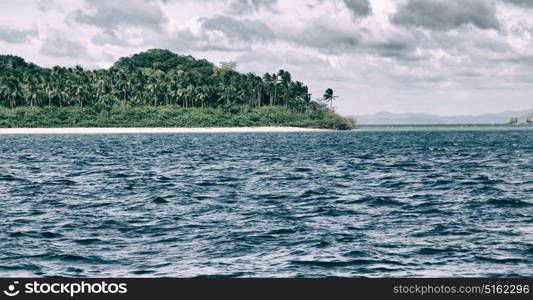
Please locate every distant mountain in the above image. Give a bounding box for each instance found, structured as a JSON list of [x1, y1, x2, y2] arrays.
[[356, 109, 533, 125]]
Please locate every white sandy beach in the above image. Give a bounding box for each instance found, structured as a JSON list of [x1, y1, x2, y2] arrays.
[[0, 127, 333, 135]]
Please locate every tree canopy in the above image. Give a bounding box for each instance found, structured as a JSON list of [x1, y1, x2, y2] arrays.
[[0, 49, 354, 129], [0, 49, 325, 110]]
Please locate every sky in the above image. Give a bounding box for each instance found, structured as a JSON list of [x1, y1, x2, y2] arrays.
[[1, 0, 533, 116]]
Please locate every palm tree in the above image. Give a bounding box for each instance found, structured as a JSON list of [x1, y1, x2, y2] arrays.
[[0, 49, 341, 126], [323, 88, 337, 110], [278, 70, 292, 108], [262, 73, 274, 106], [27, 79, 43, 107]]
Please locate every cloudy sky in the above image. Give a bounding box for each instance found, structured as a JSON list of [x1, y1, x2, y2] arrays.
[[1, 0, 533, 116]]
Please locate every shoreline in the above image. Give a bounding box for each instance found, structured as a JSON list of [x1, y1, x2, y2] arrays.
[[0, 127, 334, 135]]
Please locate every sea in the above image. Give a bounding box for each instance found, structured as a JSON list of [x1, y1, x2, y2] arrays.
[[1, 125, 532, 277]]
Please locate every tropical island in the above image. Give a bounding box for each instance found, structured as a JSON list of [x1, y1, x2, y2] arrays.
[[0, 49, 355, 130]]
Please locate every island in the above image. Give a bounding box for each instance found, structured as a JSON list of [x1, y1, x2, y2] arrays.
[[0, 49, 355, 130]]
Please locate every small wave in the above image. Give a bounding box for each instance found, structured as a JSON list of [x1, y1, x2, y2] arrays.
[[472, 186, 505, 194], [195, 272, 252, 278], [112, 173, 130, 178], [476, 256, 526, 264], [30, 210, 46, 216], [293, 167, 313, 173], [153, 196, 170, 204], [9, 231, 63, 239], [344, 250, 368, 257], [300, 188, 330, 198], [0, 264, 41, 271], [430, 179, 454, 186], [43, 179, 77, 186], [150, 237, 180, 244], [260, 194, 290, 200], [41, 232, 63, 239], [352, 196, 405, 207], [74, 238, 103, 245], [195, 181, 218, 187], [473, 175, 505, 184], [460, 180, 479, 186], [9, 232, 26, 238], [54, 254, 94, 262], [389, 161, 418, 168], [0, 175, 25, 182], [409, 194, 439, 200], [292, 259, 372, 267], [411, 224, 473, 237], [47, 254, 117, 265], [379, 180, 407, 188], [357, 153, 373, 159], [416, 247, 460, 255], [267, 228, 297, 235], [132, 269, 156, 275], [311, 206, 354, 217], [486, 198, 532, 207], [314, 241, 331, 248], [217, 176, 239, 183], [414, 208, 447, 214], [267, 156, 283, 161], [157, 176, 173, 182], [283, 175, 305, 181]]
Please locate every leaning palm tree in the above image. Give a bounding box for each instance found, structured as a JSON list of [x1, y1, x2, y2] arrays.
[[323, 88, 337, 110]]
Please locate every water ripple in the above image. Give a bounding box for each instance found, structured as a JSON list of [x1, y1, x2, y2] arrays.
[[0, 130, 532, 277]]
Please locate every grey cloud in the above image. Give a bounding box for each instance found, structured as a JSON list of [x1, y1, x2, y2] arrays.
[[144, 28, 248, 53], [289, 22, 360, 54], [40, 36, 87, 58], [364, 39, 421, 60], [392, 0, 500, 31], [390, 71, 447, 84], [201, 15, 275, 43], [0, 26, 38, 44], [37, 0, 56, 12], [473, 39, 512, 53], [343, 0, 371, 18], [492, 55, 533, 66], [91, 31, 133, 47], [228, 0, 278, 15], [355, 29, 429, 61], [429, 30, 513, 59], [502, 0, 533, 7], [72, 0, 167, 33], [237, 49, 329, 67], [159, 0, 277, 15]]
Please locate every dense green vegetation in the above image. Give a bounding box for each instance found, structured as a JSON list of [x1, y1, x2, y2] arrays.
[[0, 49, 354, 129], [0, 106, 354, 129]]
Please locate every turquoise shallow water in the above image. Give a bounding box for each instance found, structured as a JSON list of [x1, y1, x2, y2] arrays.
[[0, 127, 532, 277]]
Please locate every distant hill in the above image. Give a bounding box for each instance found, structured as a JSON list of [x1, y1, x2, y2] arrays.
[[356, 109, 533, 125], [113, 49, 215, 75]]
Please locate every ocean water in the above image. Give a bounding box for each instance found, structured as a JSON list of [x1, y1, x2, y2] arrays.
[[1, 127, 532, 277]]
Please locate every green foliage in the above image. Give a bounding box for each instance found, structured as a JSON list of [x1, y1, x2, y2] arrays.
[[113, 49, 214, 75], [0, 49, 354, 130], [0, 105, 352, 129]]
